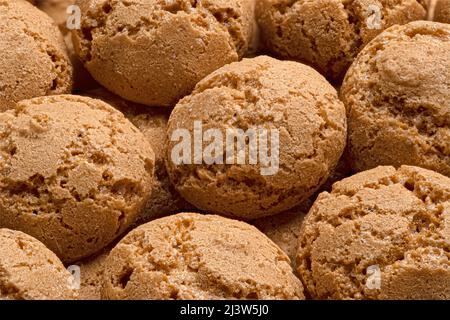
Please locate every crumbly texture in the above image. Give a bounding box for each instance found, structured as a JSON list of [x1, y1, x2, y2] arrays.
[[37, 0, 74, 34], [297, 166, 450, 300], [72, 0, 255, 106], [256, 0, 426, 81], [166, 56, 347, 219], [0, 0, 73, 111], [435, 0, 450, 22], [0, 228, 76, 300], [76, 248, 110, 300], [341, 21, 450, 177], [0, 95, 155, 263], [87, 89, 191, 223], [102, 212, 305, 300], [252, 200, 312, 269]]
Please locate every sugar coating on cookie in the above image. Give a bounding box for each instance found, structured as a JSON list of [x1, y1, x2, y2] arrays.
[[0, 0, 73, 111], [73, 0, 255, 106], [166, 56, 347, 219], [102, 213, 304, 300], [297, 166, 450, 299], [0, 95, 155, 263], [341, 21, 450, 177], [88, 89, 190, 223], [0, 228, 76, 300], [435, 0, 450, 22], [256, 0, 426, 80]]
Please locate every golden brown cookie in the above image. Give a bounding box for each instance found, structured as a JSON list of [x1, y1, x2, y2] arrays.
[[166, 56, 347, 220], [75, 249, 110, 300], [0, 95, 155, 263], [256, 0, 426, 80], [87, 89, 190, 223], [297, 166, 450, 300], [102, 212, 305, 300], [0, 228, 76, 300], [72, 0, 255, 106], [341, 21, 450, 177], [0, 0, 73, 111], [435, 0, 450, 22]]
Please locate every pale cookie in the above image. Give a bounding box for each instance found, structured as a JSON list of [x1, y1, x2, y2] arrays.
[[297, 166, 450, 299]]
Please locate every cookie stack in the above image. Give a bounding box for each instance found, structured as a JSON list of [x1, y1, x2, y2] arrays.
[[0, 0, 449, 300]]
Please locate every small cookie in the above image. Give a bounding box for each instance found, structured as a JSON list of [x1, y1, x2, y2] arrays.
[[435, 0, 450, 22], [0, 0, 72, 111], [73, 0, 255, 106], [0, 95, 155, 263], [256, 0, 426, 80], [0, 228, 76, 300], [166, 56, 347, 219], [102, 213, 304, 300], [297, 166, 450, 299], [341, 21, 450, 177]]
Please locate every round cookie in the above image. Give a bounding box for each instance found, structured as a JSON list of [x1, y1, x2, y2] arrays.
[[0, 0, 73, 111], [341, 21, 450, 177], [435, 0, 450, 22], [102, 212, 304, 300], [166, 56, 347, 220], [0, 228, 76, 300], [256, 0, 426, 80], [75, 249, 110, 300], [72, 0, 255, 107], [297, 166, 450, 300], [87, 89, 190, 223], [0, 95, 155, 263]]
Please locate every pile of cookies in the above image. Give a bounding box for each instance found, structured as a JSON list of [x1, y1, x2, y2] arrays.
[[0, 0, 449, 300]]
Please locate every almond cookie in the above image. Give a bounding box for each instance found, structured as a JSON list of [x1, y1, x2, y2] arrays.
[[0, 0, 73, 111], [87, 89, 190, 223], [341, 21, 450, 177], [297, 166, 450, 300], [256, 0, 426, 81], [166, 56, 347, 219], [0, 95, 155, 263], [435, 0, 450, 22], [0, 228, 76, 300], [73, 0, 255, 107], [102, 212, 304, 300]]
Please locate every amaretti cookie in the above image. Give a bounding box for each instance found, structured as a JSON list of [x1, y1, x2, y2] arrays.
[[297, 166, 450, 300], [256, 0, 426, 80], [0, 95, 155, 263], [73, 0, 255, 106], [0, 228, 76, 300], [102, 213, 305, 300], [166, 56, 347, 219], [341, 21, 450, 177], [0, 0, 73, 111], [88, 89, 190, 223], [435, 0, 450, 22]]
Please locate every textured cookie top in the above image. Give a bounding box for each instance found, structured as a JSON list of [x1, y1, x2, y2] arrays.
[[167, 55, 347, 219], [435, 0, 450, 22], [102, 212, 304, 299], [0, 0, 73, 111], [0, 228, 75, 300], [341, 21, 450, 176], [73, 0, 255, 106], [297, 166, 450, 299], [256, 0, 426, 80], [0, 95, 155, 262]]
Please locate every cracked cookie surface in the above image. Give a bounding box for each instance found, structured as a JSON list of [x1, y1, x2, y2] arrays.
[[256, 0, 426, 81], [102, 212, 305, 299], [72, 0, 255, 106], [0, 0, 73, 111], [166, 56, 347, 219], [0, 228, 76, 300], [0, 95, 155, 263], [341, 21, 450, 177], [297, 165, 450, 299]]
